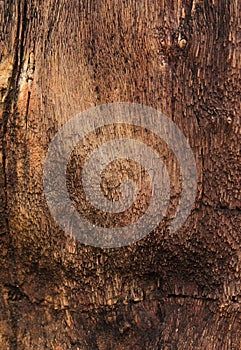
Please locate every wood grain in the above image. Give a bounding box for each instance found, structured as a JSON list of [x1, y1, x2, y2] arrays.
[[0, 0, 240, 348]]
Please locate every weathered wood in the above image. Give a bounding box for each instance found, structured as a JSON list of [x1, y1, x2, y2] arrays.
[[0, 0, 240, 349]]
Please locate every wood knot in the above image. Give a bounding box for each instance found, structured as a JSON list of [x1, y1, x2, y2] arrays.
[[226, 116, 232, 124], [178, 38, 187, 49]]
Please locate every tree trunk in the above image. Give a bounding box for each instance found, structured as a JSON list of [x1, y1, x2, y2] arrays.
[[1, 0, 240, 349]]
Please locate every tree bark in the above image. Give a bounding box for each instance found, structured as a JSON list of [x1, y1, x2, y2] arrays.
[[0, 0, 241, 349]]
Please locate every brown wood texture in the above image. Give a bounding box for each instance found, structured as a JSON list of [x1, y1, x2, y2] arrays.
[[0, 0, 241, 349]]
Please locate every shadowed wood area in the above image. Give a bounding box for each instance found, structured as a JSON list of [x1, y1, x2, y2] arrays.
[[0, 0, 241, 349]]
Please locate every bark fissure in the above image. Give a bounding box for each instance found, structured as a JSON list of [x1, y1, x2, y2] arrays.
[[1, 2, 30, 349]]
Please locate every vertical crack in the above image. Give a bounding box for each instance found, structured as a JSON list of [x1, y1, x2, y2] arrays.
[[1, 1, 29, 349]]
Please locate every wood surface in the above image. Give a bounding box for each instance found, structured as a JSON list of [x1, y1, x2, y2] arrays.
[[0, 0, 240, 349]]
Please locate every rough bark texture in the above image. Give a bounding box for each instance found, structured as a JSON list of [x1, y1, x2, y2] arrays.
[[0, 0, 241, 349]]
